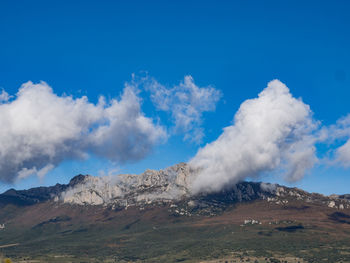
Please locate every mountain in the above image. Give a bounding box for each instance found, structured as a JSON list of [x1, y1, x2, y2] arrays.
[[2, 163, 349, 212], [0, 173, 84, 207], [0, 163, 349, 263]]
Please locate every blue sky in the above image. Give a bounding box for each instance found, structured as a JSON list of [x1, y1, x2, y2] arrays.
[[0, 0, 349, 194]]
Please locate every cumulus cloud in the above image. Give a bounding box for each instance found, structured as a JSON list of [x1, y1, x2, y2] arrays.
[[325, 114, 350, 167], [88, 83, 166, 162], [189, 80, 318, 194], [145, 75, 222, 143], [0, 81, 166, 183]]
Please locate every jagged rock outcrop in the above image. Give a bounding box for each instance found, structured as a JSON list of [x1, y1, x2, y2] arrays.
[[1, 162, 349, 216], [59, 163, 192, 206], [57, 163, 350, 215]]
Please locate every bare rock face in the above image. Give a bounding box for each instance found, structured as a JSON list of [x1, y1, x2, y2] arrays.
[[60, 163, 192, 206], [57, 162, 350, 214], [2, 162, 349, 216]]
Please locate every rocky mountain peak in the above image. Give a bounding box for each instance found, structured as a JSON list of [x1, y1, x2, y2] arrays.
[[59, 162, 193, 206], [68, 174, 91, 187], [52, 162, 350, 217], [0, 162, 349, 216]]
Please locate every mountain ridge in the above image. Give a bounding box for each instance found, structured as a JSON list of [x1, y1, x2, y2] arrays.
[[0, 163, 350, 262], [1, 163, 349, 214]]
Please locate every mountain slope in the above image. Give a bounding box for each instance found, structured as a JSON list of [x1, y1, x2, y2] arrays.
[[0, 163, 349, 262]]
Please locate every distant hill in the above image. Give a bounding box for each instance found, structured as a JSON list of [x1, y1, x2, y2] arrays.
[[0, 163, 349, 262]]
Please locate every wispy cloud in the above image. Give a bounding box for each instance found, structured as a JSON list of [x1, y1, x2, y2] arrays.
[[144, 75, 222, 144], [324, 114, 350, 167], [0, 89, 10, 102]]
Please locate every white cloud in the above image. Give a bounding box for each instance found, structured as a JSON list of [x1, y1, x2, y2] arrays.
[[88, 84, 167, 162], [18, 164, 55, 180], [325, 114, 350, 140], [335, 140, 350, 167], [326, 114, 350, 167], [0, 89, 10, 103], [0, 81, 166, 183], [145, 75, 222, 143], [189, 80, 318, 194]]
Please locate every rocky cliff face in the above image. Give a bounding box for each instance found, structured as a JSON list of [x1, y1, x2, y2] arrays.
[[59, 163, 192, 206], [1, 162, 349, 215], [56, 163, 350, 215]]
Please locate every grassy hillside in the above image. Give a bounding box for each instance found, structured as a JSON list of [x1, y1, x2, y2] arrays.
[[0, 200, 349, 262]]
